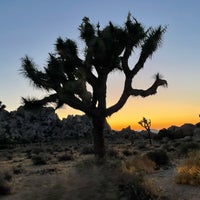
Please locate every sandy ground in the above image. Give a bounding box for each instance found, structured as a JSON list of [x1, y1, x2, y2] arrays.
[[146, 165, 200, 200]]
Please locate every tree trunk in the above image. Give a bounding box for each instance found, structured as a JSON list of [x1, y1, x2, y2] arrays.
[[92, 116, 105, 159], [147, 129, 152, 145]]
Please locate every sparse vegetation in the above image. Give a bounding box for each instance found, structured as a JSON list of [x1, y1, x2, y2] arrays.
[[138, 117, 152, 145], [0, 169, 13, 195], [20, 13, 167, 158], [81, 145, 94, 155], [122, 149, 133, 156], [145, 150, 170, 167], [124, 155, 156, 174], [13, 164, 24, 174], [0, 135, 200, 199], [31, 153, 50, 165], [178, 142, 200, 155], [72, 158, 158, 200], [57, 152, 74, 161], [176, 150, 200, 186], [106, 148, 119, 158]]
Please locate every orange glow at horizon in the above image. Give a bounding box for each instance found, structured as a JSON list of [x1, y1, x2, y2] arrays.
[[56, 99, 200, 131]]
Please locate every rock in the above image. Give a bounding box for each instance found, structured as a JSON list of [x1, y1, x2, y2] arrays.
[[193, 127, 200, 139], [0, 106, 111, 144]]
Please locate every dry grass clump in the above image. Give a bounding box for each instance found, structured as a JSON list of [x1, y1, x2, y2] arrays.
[[176, 150, 200, 186], [69, 158, 158, 200], [145, 150, 170, 167], [57, 151, 74, 161], [31, 152, 51, 165], [5, 157, 159, 200], [0, 169, 13, 195], [81, 145, 94, 155], [13, 163, 24, 174], [123, 155, 156, 174], [106, 148, 120, 158]]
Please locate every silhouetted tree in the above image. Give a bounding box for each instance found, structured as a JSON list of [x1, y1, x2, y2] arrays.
[[138, 117, 152, 145], [0, 101, 6, 110], [20, 13, 167, 158]]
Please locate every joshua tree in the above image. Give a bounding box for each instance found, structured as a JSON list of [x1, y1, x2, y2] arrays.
[[0, 101, 6, 110], [138, 117, 152, 145], [20, 13, 167, 158]]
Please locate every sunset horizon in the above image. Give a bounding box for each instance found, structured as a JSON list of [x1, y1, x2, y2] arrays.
[[1, 1, 200, 134]]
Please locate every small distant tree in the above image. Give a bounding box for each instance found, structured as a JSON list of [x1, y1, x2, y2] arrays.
[[20, 14, 167, 159], [138, 117, 152, 145], [0, 101, 6, 110]]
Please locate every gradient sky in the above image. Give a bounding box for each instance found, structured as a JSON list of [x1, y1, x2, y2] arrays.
[[0, 0, 200, 130]]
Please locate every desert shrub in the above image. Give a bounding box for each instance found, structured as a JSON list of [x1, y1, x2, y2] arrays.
[[31, 153, 50, 165], [38, 168, 57, 175], [176, 150, 200, 186], [145, 150, 169, 167], [106, 148, 119, 158], [52, 144, 65, 152], [160, 144, 175, 152], [1, 151, 13, 160], [172, 141, 181, 147], [57, 152, 74, 161], [122, 149, 133, 156], [25, 146, 46, 159], [73, 158, 158, 200], [10, 158, 162, 200], [123, 156, 156, 174], [117, 173, 156, 200], [81, 145, 94, 155], [136, 142, 147, 150], [0, 170, 13, 195], [13, 163, 24, 174], [178, 142, 200, 155], [31, 146, 45, 154]]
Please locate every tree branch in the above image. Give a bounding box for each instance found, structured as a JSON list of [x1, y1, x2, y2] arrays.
[[121, 48, 131, 75], [130, 74, 167, 97], [59, 93, 91, 114], [106, 76, 132, 117]]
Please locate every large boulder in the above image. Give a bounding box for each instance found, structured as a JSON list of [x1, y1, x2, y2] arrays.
[[0, 106, 112, 144], [176, 123, 195, 137], [61, 115, 111, 139]]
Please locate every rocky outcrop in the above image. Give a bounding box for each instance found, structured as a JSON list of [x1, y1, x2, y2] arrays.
[[157, 123, 200, 140], [0, 107, 61, 145], [0, 107, 110, 145]]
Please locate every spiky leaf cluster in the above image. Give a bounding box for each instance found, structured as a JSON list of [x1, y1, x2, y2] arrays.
[[21, 13, 167, 117]]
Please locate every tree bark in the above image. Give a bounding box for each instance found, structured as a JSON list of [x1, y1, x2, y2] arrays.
[[147, 128, 152, 145], [92, 116, 105, 159]]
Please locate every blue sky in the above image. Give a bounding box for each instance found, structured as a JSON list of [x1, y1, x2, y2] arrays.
[[1, 0, 200, 129]]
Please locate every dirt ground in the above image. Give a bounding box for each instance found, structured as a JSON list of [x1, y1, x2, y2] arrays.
[[145, 164, 200, 200], [0, 139, 200, 200]]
